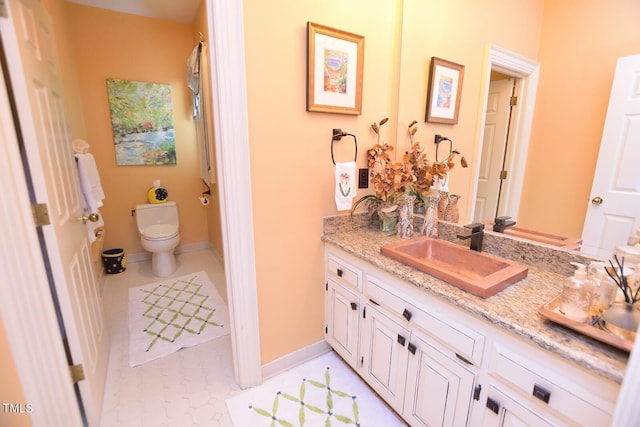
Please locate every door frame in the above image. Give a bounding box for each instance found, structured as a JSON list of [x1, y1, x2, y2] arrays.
[[468, 44, 540, 224], [205, 0, 262, 387]]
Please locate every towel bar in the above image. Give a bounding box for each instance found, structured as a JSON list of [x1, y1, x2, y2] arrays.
[[331, 131, 357, 165]]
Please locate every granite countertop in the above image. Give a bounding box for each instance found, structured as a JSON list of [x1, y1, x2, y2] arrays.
[[322, 215, 629, 384]]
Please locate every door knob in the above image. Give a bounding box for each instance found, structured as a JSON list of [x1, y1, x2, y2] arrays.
[[591, 196, 603, 205], [80, 213, 100, 223]]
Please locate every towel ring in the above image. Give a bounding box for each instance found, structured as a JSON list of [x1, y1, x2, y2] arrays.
[[435, 136, 452, 162], [331, 133, 358, 165]]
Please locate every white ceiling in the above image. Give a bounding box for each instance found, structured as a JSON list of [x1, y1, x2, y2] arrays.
[[65, 0, 202, 24]]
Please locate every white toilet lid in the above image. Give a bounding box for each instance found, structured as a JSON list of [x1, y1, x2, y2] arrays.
[[142, 224, 179, 240]]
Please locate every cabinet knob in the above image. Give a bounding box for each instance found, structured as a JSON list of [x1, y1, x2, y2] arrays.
[[402, 308, 412, 321], [407, 342, 417, 355], [350, 302, 358, 310], [397, 334, 406, 346], [337, 268, 343, 277], [486, 397, 500, 414], [532, 384, 551, 404]]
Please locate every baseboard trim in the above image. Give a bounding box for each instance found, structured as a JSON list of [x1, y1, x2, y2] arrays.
[[126, 241, 212, 263], [261, 340, 331, 380]]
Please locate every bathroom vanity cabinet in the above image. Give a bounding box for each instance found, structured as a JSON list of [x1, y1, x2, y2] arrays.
[[324, 244, 621, 427]]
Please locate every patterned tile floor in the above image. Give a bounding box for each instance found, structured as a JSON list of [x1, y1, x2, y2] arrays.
[[99, 248, 242, 426]]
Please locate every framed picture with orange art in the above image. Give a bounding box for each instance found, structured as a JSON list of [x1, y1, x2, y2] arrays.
[[425, 57, 465, 124], [306, 22, 364, 115]]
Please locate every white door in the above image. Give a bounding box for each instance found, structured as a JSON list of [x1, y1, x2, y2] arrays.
[[403, 332, 476, 427], [1, 0, 109, 425], [582, 54, 640, 259], [475, 78, 514, 223], [325, 279, 360, 367], [360, 304, 409, 413]]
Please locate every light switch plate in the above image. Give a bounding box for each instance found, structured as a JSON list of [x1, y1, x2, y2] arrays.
[[358, 168, 369, 188]]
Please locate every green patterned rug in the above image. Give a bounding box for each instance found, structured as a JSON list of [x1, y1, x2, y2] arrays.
[[226, 351, 406, 426], [128, 271, 229, 367]]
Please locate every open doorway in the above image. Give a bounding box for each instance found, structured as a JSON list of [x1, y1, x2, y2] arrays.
[[468, 45, 540, 226]]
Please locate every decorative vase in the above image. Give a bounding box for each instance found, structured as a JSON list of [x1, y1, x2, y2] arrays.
[[602, 302, 640, 341], [397, 195, 415, 239], [378, 205, 399, 235], [421, 193, 439, 238], [437, 191, 449, 220], [444, 194, 461, 223]]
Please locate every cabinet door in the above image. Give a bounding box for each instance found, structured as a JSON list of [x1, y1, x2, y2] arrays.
[[360, 303, 410, 412], [404, 332, 477, 427], [481, 386, 553, 427], [325, 278, 360, 367]]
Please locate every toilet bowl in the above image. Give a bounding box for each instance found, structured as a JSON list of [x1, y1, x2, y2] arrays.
[[136, 202, 181, 277]]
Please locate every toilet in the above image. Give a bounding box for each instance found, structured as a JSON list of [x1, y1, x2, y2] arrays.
[[135, 201, 181, 277]]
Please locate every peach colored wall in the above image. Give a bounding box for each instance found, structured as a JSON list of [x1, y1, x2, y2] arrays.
[[242, 0, 543, 364], [66, 4, 209, 255], [243, 0, 399, 363], [519, 0, 640, 237], [193, 1, 224, 260], [0, 318, 32, 427]]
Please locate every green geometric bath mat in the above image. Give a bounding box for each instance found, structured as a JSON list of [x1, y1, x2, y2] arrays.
[[226, 351, 407, 426], [128, 271, 229, 367]]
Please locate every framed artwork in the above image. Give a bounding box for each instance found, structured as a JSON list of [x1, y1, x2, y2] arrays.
[[425, 57, 465, 124], [307, 22, 364, 115], [106, 78, 177, 165]]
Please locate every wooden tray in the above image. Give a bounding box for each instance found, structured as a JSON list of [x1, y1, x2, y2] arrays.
[[538, 295, 633, 352]]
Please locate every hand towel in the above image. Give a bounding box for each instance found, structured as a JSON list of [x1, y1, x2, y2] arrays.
[[434, 172, 450, 192], [335, 161, 357, 211], [75, 153, 105, 213], [72, 139, 90, 154]]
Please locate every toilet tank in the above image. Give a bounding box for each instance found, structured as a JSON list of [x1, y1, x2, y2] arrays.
[[135, 202, 179, 233]]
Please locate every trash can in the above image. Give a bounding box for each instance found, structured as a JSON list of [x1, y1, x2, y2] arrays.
[[102, 248, 126, 274]]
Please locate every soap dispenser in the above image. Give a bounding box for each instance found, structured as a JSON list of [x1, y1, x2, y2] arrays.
[[559, 262, 593, 323]]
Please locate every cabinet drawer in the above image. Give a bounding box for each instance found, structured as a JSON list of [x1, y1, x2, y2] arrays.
[[487, 343, 612, 426], [327, 253, 362, 292], [366, 275, 484, 365]]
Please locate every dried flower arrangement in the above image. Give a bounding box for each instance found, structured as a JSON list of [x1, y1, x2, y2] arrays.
[[606, 255, 640, 304], [352, 118, 467, 219]]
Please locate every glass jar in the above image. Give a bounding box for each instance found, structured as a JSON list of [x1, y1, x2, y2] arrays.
[[558, 264, 593, 323]]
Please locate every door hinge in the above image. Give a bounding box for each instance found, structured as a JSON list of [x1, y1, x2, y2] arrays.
[[362, 306, 366, 319], [325, 281, 328, 291], [510, 96, 518, 106], [69, 364, 85, 384], [31, 203, 51, 226], [325, 325, 328, 334], [500, 170, 508, 180], [0, 1, 7, 18]]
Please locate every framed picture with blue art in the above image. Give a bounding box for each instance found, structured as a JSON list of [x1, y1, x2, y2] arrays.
[[306, 22, 364, 115], [425, 57, 464, 124], [106, 78, 177, 165]]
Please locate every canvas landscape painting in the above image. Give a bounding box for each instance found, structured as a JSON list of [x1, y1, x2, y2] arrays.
[[106, 78, 177, 165]]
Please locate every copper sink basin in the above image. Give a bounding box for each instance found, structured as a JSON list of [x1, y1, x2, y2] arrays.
[[484, 222, 582, 250], [380, 237, 528, 298]]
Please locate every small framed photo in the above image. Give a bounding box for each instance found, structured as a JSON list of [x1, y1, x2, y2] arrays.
[[307, 22, 364, 115], [425, 57, 465, 124]]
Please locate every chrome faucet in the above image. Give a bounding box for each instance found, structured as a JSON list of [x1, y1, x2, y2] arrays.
[[493, 216, 516, 233], [457, 223, 485, 252]]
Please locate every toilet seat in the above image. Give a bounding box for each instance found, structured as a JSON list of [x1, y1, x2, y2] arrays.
[[142, 224, 179, 241]]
